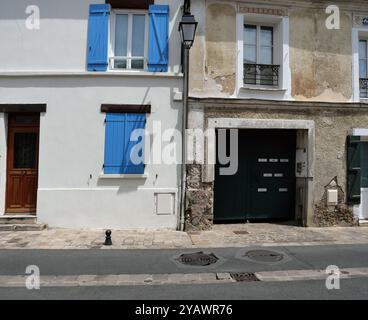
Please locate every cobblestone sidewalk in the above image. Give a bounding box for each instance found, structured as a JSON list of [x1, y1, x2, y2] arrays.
[[189, 224, 368, 248], [0, 229, 192, 249], [0, 224, 368, 249]]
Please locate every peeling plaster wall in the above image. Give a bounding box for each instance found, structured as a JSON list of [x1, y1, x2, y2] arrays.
[[189, 0, 356, 102], [190, 1, 237, 97], [205, 3, 236, 95], [289, 8, 353, 101]]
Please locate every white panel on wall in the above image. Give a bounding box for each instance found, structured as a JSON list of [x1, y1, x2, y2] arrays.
[[155, 193, 174, 215]]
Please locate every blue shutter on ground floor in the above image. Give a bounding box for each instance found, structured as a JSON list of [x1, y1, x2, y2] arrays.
[[148, 5, 169, 72], [104, 113, 146, 174], [87, 4, 110, 71], [347, 135, 361, 204]]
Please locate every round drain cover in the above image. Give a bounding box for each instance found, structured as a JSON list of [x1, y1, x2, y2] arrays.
[[177, 252, 219, 266], [244, 250, 284, 263]]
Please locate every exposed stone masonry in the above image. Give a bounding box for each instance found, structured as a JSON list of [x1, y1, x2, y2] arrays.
[[314, 177, 358, 227], [185, 165, 214, 231]]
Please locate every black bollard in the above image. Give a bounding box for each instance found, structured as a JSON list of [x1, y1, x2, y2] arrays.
[[104, 229, 112, 246]]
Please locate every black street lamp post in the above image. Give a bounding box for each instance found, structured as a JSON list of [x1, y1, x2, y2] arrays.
[[178, 2, 198, 231]]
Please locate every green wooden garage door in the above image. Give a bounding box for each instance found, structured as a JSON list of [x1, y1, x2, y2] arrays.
[[214, 129, 296, 222]]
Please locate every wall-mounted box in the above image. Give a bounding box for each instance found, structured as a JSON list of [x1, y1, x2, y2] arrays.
[[154, 193, 175, 215], [296, 148, 307, 178], [327, 189, 338, 205]]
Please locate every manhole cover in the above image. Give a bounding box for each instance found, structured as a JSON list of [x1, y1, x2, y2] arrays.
[[230, 272, 260, 282], [244, 250, 284, 263], [176, 251, 219, 266]]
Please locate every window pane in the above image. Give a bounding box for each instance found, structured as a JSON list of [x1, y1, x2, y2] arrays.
[[131, 59, 144, 69], [360, 60, 367, 78], [244, 45, 256, 63], [260, 27, 273, 46], [359, 40, 367, 59], [14, 133, 37, 169], [244, 25, 256, 45], [260, 46, 273, 64], [244, 64, 256, 85], [260, 65, 274, 86], [132, 15, 145, 58], [114, 14, 128, 68]]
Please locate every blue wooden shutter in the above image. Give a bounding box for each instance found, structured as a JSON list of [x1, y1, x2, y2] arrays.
[[148, 5, 169, 72], [87, 4, 110, 71], [104, 113, 146, 174], [347, 135, 361, 204]]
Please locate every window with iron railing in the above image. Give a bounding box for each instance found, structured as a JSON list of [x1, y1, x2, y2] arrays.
[[360, 39, 368, 98], [243, 24, 280, 87]]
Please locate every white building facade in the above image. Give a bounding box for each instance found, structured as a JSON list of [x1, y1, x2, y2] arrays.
[[0, 0, 184, 229]]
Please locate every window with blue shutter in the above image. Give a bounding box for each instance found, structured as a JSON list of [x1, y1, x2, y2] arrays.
[[148, 5, 169, 72], [104, 113, 146, 174], [87, 4, 110, 71]]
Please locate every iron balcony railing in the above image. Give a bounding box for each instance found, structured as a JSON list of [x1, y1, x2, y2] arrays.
[[360, 78, 368, 98], [244, 63, 280, 87]]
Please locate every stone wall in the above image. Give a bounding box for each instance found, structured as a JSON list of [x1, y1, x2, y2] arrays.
[[314, 177, 358, 227], [185, 165, 214, 230], [185, 100, 368, 230]]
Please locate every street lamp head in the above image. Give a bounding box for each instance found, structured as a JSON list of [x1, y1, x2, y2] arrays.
[[179, 13, 198, 49]]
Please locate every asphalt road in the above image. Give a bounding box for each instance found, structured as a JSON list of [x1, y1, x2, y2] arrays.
[[1, 278, 367, 300], [0, 244, 367, 299]]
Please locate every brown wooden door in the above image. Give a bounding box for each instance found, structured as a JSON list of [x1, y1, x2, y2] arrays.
[[5, 114, 40, 214]]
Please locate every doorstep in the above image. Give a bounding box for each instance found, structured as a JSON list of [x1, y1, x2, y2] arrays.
[[0, 224, 47, 232], [0, 215, 47, 231], [0, 215, 37, 225]]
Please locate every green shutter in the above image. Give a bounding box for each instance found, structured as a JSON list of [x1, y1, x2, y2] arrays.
[[347, 135, 361, 204]]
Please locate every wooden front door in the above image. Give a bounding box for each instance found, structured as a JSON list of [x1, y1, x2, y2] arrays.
[[5, 114, 40, 214]]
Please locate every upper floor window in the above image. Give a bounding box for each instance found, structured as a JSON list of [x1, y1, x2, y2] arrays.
[[243, 24, 279, 87], [87, 4, 169, 73], [359, 39, 368, 98], [111, 11, 148, 70]]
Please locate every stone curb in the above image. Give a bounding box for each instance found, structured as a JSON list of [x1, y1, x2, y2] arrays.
[[1, 268, 368, 287], [0, 273, 236, 288], [255, 267, 368, 282]]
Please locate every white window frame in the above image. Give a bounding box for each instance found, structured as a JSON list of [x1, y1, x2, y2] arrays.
[[244, 24, 274, 65], [359, 38, 368, 99], [236, 13, 291, 99], [359, 39, 368, 78], [109, 10, 149, 71], [352, 28, 368, 101]]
